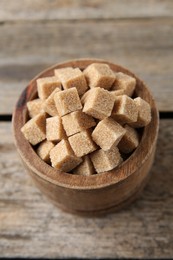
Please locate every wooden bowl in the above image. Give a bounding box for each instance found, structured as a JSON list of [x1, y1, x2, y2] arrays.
[[12, 59, 159, 216]]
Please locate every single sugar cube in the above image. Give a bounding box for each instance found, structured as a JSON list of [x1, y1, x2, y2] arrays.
[[36, 140, 55, 163], [90, 146, 122, 173], [50, 139, 82, 172], [84, 63, 115, 90], [62, 111, 96, 137], [27, 98, 44, 118], [54, 87, 82, 117], [92, 118, 126, 151], [112, 72, 136, 97], [129, 97, 152, 128], [21, 113, 46, 145], [83, 87, 115, 120], [68, 130, 97, 157], [37, 76, 61, 100], [43, 88, 61, 116], [46, 116, 66, 142], [54, 67, 88, 95], [112, 95, 138, 124], [73, 155, 95, 176], [118, 125, 139, 153]]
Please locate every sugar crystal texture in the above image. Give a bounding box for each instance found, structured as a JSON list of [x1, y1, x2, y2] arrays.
[[129, 97, 151, 127], [112, 72, 136, 97], [81, 89, 92, 104], [36, 140, 55, 163], [84, 63, 115, 90], [73, 155, 95, 176], [37, 76, 61, 100], [118, 125, 139, 153], [110, 89, 125, 99], [54, 67, 88, 95], [83, 87, 115, 120], [112, 95, 138, 124], [21, 113, 46, 145], [54, 87, 82, 117], [50, 139, 82, 171], [90, 146, 122, 173], [68, 130, 97, 157], [62, 110, 96, 137], [46, 116, 66, 142], [27, 98, 44, 118], [43, 88, 61, 116], [92, 118, 126, 151]]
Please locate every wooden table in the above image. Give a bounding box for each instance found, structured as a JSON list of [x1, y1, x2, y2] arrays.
[[0, 1, 173, 258]]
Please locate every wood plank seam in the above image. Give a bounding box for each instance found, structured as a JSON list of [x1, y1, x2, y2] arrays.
[[1, 17, 173, 24]]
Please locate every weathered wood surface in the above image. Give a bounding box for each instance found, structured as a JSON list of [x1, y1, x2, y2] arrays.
[[0, 0, 173, 21], [0, 120, 173, 258], [1, 1, 173, 258], [0, 19, 173, 114]]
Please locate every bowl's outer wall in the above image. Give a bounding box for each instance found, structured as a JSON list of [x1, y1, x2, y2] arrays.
[[13, 59, 159, 215], [23, 145, 155, 215]]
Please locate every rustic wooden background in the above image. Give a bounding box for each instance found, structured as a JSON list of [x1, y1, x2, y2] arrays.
[[0, 0, 173, 258]]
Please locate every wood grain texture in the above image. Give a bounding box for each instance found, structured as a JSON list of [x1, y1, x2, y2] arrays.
[[0, 120, 173, 258], [0, 0, 173, 21], [0, 19, 173, 114]]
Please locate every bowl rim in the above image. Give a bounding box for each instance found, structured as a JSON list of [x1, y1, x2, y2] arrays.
[[12, 58, 159, 190]]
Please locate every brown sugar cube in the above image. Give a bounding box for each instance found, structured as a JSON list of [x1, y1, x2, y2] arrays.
[[118, 125, 139, 154], [92, 118, 126, 151], [62, 111, 96, 137], [110, 89, 125, 99], [54, 87, 82, 117], [27, 98, 44, 118], [37, 76, 61, 100], [50, 139, 82, 172], [83, 87, 115, 120], [112, 72, 136, 97], [129, 97, 152, 128], [81, 89, 92, 104], [112, 95, 138, 124], [21, 113, 46, 145], [90, 146, 122, 173], [54, 67, 88, 95], [43, 88, 61, 116], [68, 130, 97, 157], [73, 155, 95, 176], [84, 63, 115, 90], [46, 116, 66, 142], [36, 140, 55, 163]]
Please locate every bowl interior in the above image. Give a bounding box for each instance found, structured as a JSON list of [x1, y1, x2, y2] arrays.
[[13, 59, 159, 189]]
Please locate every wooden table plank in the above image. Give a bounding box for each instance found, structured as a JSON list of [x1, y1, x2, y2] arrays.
[[0, 0, 173, 21], [0, 19, 173, 114], [0, 120, 173, 258]]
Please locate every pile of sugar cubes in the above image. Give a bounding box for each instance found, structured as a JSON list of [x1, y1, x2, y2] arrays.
[[21, 63, 151, 175]]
